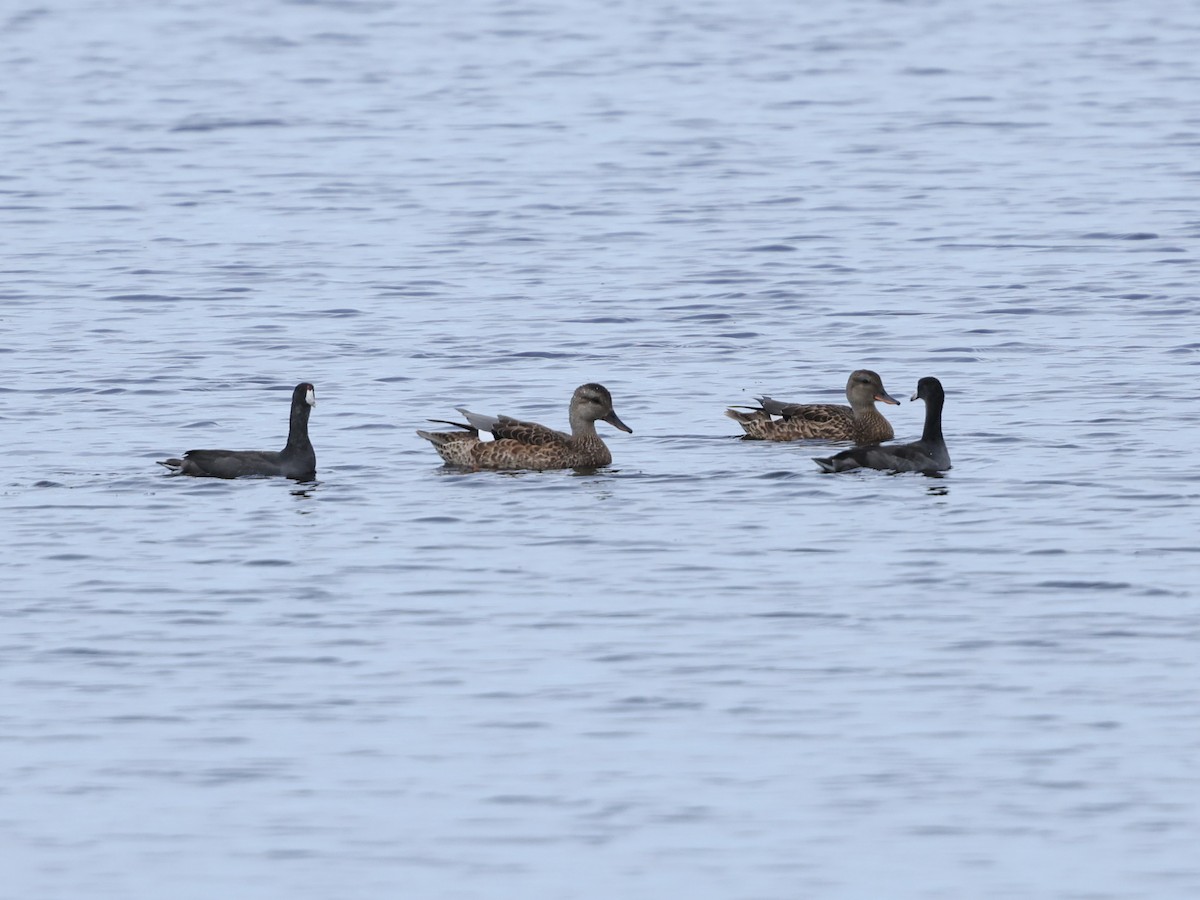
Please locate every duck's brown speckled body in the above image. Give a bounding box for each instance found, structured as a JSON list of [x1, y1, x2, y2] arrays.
[[417, 383, 632, 471], [725, 369, 899, 442]]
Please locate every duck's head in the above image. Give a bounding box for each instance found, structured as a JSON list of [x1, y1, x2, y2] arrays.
[[572, 383, 633, 433], [846, 370, 899, 408]]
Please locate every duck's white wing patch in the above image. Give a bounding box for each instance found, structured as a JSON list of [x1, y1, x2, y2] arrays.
[[456, 407, 497, 440]]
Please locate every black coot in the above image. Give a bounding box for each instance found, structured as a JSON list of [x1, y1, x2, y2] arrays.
[[813, 377, 950, 474], [158, 382, 317, 480]]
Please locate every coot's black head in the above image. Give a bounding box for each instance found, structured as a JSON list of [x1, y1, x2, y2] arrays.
[[910, 377, 944, 403], [292, 382, 317, 407]]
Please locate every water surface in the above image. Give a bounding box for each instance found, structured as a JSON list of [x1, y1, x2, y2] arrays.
[[2, 1, 1199, 898]]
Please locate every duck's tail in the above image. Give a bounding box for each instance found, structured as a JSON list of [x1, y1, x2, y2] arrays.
[[724, 405, 769, 425], [417, 425, 476, 448]]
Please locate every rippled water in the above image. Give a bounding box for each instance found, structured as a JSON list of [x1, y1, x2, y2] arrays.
[[3, 1, 1199, 897]]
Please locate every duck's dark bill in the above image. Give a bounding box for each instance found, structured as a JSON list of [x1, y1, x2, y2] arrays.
[[604, 411, 633, 433], [876, 392, 900, 405]]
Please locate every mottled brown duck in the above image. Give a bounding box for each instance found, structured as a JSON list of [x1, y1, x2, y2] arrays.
[[726, 369, 899, 442], [417, 383, 632, 470]]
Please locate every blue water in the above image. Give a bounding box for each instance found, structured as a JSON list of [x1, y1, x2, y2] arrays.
[[2, 1, 1199, 898]]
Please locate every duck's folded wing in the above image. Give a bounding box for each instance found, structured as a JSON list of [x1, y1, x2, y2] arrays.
[[770, 401, 852, 425], [491, 415, 569, 445]]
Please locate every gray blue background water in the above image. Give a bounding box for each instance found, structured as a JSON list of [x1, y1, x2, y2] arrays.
[[3, 1, 1199, 897]]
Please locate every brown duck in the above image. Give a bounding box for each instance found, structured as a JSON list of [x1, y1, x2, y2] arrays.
[[725, 369, 899, 442], [417, 383, 632, 470]]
